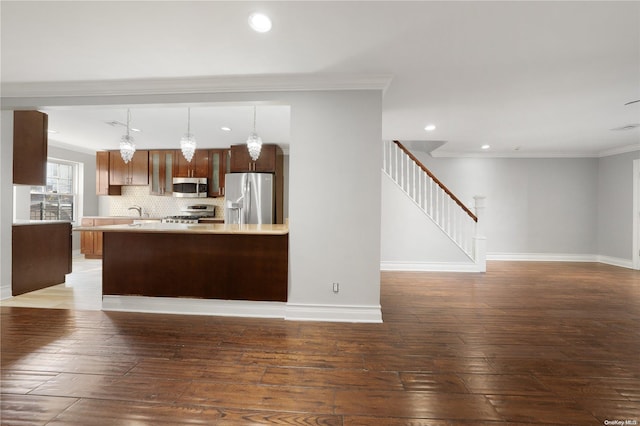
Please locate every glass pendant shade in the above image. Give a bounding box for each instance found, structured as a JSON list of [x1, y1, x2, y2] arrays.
[[119, 109, 136, 164], [246, 132, 262, 161], [246, 106, 262, 161], [120, 134, 136, 163], [180, 108, 197, 162], [180, 134, 197, 162]]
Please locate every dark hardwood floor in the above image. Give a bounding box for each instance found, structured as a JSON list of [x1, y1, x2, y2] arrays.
[[1, 262, 639, 425]]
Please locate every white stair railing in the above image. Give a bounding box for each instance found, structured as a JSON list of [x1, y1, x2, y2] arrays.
[[383, 140, 484, 264]]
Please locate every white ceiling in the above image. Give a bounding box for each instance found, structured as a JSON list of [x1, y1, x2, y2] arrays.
[[2, 1, 639, 157]]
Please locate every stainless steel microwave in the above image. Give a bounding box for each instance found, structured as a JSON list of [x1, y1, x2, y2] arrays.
[[172, 177, 208, 198]]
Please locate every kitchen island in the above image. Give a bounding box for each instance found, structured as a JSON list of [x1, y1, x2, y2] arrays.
[[75, 223, 289, 312]]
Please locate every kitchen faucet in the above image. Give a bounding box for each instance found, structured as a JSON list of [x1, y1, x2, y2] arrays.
[[128, 205, 143, 217]]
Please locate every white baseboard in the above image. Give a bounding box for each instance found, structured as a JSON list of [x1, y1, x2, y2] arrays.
[[102, 296, 384, 323], [487, 253, 598, 262], [381, 254, 637, 272], [597, 255, 634, 269], [103, 296, 287, 319], [380, 261, 481, 272], [0, 285, 12, 300], [285, 303, 383, 323], [488, 253, 635, 269]]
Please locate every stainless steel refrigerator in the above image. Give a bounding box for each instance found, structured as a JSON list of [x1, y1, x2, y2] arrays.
[[224, 173, 275, 224]]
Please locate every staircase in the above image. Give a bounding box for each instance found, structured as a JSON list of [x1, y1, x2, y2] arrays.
[[382, 140, 486, 270]]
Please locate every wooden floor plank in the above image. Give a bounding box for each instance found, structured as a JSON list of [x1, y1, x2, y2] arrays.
[[0, 394, 78, 425], [1, 261, 639, 424], [44, 398, 343, 426]]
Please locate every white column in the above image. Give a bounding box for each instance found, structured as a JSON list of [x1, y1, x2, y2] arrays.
[[1, 111, 14, 299], [473, 195, 487, 273]]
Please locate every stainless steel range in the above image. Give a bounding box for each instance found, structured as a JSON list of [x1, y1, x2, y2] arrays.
[[162, 204, 216, 224]]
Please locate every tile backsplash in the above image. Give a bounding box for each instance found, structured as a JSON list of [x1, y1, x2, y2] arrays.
[[99, 186, 225, 218]]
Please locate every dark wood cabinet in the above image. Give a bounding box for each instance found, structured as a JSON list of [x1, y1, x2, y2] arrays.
[[80, 217, 134, 259], [12, 222, 71, 295], [109, 150, 149, 185], [208, 149, 230, 197], [103, 231, 288, 302], [96, 151, 121, 195], [229, 144, 278, 172], [174, 149, 209, 178], [149, 150, 175, 195], [13, 110, 48, 186]]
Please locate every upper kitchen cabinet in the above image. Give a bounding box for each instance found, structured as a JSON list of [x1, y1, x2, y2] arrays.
[[149, 150, 175, 195], [96, 151, 122, 195], [13, 110, 48, 185], [208, 149, 230, 197], [174, 149, 209, 178], [229, 144, 280, 173], [109, 150, 149, 185]]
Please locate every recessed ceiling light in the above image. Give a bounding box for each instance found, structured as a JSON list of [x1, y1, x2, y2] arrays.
[[248, 13, 272, 33], [130, 128, 141, 133], [481, 144, 491, 150], [610, 123, 640, 131], [424, 124, 436, 132], [220, 126, 232, 132], [47, 129, 58, 134]]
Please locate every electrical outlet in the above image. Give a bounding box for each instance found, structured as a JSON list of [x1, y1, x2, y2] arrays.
[[332, 282, 340, 293]]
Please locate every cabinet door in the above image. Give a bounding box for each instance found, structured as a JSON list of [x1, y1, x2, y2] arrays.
[[129, 150, 149, 185], [109, 150, 148, 185], [254, 145, 276, 172], [174, 150, 191, 177], [193, 150, 209, 178], [96, 151, 110, 195], [80, 218, 95, 255], [149, 150, 175, 195], [13, 110, 48, 185], [229, 145, 252, 172], [109, 152, 129, 185], [175, 149, 208, 177], [230, 144, 276, 172], [96, 152, 122, 195], [208, 149, 229, 197]]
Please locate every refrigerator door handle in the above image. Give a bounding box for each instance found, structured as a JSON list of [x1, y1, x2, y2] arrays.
[[243, 174, 251, 225]]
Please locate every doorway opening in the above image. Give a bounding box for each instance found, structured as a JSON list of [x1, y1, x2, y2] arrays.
[[633, 159, 640, 270]]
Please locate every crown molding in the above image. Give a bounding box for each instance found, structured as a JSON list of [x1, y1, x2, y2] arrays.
[[430, 150, 599, 159], [597, 143, 640, 158], [431, 143, 639, 159], [1, 73, 393, 99]]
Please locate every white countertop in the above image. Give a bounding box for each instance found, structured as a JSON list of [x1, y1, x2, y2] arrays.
[[13, 220, 72, 226], [74, 222, 289, 235]]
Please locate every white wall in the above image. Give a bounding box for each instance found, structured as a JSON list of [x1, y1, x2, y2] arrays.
[[381, 150, 639, 267], [287, 91, 382, 320], [381, 172, 471, 269], [382, 154, 598, 259], [597, 150, 640, 262]]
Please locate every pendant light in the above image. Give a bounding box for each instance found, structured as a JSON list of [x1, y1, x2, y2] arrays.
[[119, 109, 136, 164], [246, 106, 262, 161], [180, 108, 197, 162]]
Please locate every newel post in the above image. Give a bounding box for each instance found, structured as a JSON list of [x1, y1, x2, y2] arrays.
[[473, 195, 487, 273]]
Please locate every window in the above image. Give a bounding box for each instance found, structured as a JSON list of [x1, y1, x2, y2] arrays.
[[30, 160, 78, 222]]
